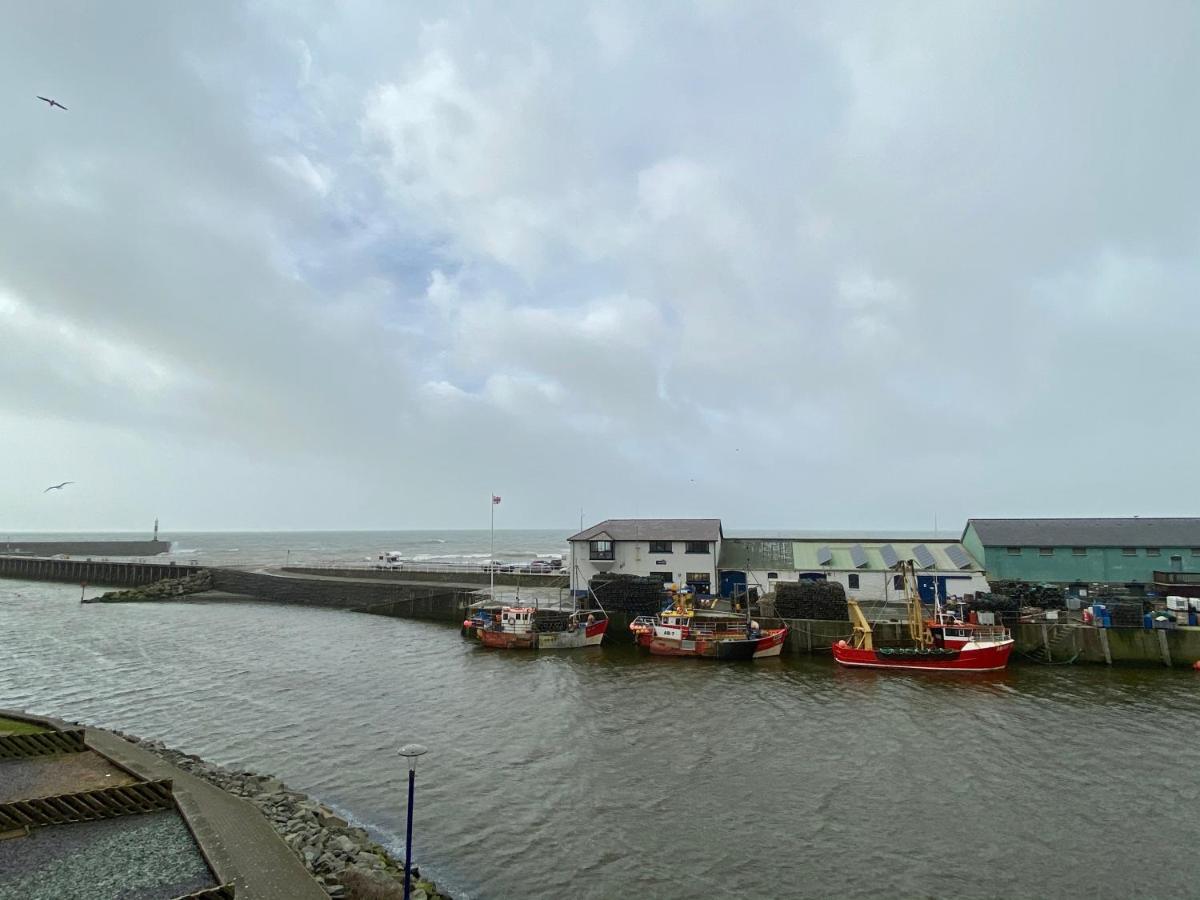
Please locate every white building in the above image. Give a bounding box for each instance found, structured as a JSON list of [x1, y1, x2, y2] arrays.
[[567, 518, 723, 596], [718, 537, 990, 604]]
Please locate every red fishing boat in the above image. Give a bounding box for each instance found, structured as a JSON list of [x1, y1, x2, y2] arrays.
[[832, 562, 1013, 672], [630, 588, 787, 659], [463, 603, 608, 650]]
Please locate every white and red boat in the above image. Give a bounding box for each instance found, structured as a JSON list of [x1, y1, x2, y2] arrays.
[[630, 589, 787, 660], [832, 562, 1013, 673], [464, 604, 609, 650]]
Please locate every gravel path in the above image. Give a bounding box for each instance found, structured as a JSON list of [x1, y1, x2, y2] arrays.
[[0, 810, 215, 900]]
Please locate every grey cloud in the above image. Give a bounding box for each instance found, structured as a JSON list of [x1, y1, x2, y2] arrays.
[[1, 2, 1196, 530]]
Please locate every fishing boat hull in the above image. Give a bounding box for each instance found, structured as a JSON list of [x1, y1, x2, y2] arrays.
[[831, 639, 1013, 672], [472, 618, 608, 650], [636, 627, 787, 659]]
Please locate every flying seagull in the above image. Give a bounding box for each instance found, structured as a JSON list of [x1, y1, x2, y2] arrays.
[[43, 481, 74, 493], [36, 95, 68, 110]]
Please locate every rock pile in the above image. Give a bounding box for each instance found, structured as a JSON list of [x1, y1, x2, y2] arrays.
[[86, 571, 214, 603], [114, 733, 451, 900]]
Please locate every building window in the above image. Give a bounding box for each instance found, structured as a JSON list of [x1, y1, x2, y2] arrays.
[[1072, 547, 1087, 556], [685, 541, 709, 554], [767, 572, 779, 580], [653, 572, 673, 585], [848, 574, 860, 589], [1146, 548, 1161, 557], [1007, 547, 1022, 556], [1039, 547, 1053, 557], [893, 574, 903, 590], [1193, 549, 1200, 557], [685, 572, 711, 593], [1122, 547, 1136, 557], [648, 540, 672, 554], [589, 540, 614, 561]]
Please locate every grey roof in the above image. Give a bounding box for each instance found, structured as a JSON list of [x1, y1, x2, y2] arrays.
[[718, 538, 795, 570], [967, 518, 1200, 548], [718, 538, 982, 572], [568, 518, 723, 543]]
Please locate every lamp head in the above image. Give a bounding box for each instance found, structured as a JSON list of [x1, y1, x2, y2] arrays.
[[398, 743, 428, 771]]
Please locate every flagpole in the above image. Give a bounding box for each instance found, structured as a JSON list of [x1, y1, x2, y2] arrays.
[[490, 492, 495, 602]]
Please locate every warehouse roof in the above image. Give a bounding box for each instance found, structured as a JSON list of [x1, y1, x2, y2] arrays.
[[719, 538, 981, 572], [568, 518, 723, 542], [966, 518, 1200, 548], [718, 538, 796, 570]]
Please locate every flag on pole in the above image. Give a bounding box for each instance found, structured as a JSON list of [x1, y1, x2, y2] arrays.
[[492, 495, 501, 505]]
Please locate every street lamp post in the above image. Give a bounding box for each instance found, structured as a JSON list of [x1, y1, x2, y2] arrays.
[[397, 743, 428, 900]]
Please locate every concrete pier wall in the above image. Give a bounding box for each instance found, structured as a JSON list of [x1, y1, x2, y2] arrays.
[[0, 555, 193, 587], [208, 569, 473, 623], [0, 540, 170, 557], [768, 616, 1200, 667], [281, 566, 568, 589]]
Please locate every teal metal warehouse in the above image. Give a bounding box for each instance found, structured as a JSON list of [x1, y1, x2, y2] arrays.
[[961, 518, 1200, 586]]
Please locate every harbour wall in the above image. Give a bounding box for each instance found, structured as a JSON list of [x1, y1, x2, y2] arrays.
[[0, 557, 474, 623], [0, 539, 170, 557], [7, 556, 1196, 664], [768, 616, 1200, 667], [208, 569, 473, 623], [281, 566, 568, 589], [0, 554, 194, 586]]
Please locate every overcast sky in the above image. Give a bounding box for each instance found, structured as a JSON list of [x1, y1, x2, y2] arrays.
[[2, 2, 1198, 533]]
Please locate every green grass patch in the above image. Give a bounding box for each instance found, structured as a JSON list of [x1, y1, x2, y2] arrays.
[[0, 716, 49, 735]]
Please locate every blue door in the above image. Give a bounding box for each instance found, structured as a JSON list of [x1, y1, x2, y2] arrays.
[[917, 576, 971, 603], [917, 576, 936, 603], [719, 570, 747, 598]]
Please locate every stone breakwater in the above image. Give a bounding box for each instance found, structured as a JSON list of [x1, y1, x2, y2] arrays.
[[112, 731, 452, 900], [85, 571, 214, 603]]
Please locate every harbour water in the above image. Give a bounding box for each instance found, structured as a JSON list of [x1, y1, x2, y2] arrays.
[[3, 534, 1200, 898]]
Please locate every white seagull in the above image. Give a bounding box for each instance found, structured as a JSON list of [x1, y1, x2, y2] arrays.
[[36, 95, 68, 110], [43, 481, 75, 493]]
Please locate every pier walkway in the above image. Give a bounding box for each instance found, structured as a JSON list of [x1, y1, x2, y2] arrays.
[[0, 710, 326, 900]]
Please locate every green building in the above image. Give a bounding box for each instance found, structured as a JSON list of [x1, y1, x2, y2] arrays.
[[961, 518, 1200, 587]]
